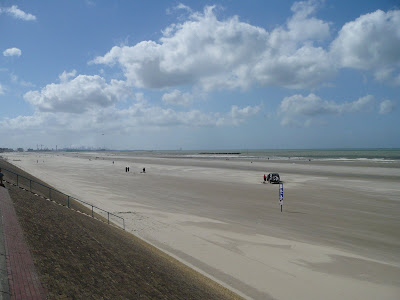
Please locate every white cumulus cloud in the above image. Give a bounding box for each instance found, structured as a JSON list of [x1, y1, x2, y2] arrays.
[[91, 3, 400, 90], [91, 2, 334, 91], [3, 47, 22, 57], [24, 73, 132, 113], [279, 93, 375, 126], [0, 5, 36, 21], [331, 9, 400, 85]]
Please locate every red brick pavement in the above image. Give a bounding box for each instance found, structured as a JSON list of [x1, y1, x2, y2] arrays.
[[0, 186, 47, 299]]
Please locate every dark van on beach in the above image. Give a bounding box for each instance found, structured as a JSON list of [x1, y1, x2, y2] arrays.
[[267, 173, 280, 184]]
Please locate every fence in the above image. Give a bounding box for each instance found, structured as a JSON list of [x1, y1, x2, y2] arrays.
[[1, 167, 125, 230]]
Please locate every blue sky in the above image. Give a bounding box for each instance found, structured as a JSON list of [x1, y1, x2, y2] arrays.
[[1, 0, 399, 150]]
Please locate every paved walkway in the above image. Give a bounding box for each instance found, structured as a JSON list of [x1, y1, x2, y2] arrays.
[[0, 185, 47, 299]]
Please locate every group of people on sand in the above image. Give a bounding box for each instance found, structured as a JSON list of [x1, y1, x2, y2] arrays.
[[263, 173, 272, 183], [125, 166, 146, 173]]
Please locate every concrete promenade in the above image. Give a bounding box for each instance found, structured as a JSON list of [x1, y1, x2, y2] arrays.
[[0, 184, 46, 299]]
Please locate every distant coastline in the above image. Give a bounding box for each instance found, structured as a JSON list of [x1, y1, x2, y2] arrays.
[[2, 148, 400, 162], [110, 148, 400, 162]]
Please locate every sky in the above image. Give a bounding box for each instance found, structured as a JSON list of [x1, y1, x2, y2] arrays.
[[1, 0, 399, 150]]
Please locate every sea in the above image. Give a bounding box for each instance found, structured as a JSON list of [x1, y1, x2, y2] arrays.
[[113, 148, 400, 163]]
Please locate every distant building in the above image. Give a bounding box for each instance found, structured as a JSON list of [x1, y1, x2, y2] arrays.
[[17, 148, 24, 152]]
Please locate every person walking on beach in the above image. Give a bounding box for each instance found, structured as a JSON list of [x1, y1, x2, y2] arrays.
[[264, 174, 266, 183], [0, 168, 4, 187]]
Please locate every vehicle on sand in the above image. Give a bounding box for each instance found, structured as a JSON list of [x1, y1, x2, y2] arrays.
[[267, 173, 280, 183]]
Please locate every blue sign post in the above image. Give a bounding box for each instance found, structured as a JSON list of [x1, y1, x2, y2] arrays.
[[279, 183, 283, 212]]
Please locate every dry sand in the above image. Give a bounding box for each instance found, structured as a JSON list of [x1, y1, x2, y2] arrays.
[[2, 151, 400, 300]]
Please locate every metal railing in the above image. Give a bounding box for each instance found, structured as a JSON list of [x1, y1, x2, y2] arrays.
[[1, 167, 125, 230]]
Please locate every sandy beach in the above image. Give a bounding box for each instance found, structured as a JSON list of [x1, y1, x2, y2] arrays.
[[2, 151, 400, 300]]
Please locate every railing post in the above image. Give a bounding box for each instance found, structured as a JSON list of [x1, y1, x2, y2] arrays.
[[30, 180, 32, 192]]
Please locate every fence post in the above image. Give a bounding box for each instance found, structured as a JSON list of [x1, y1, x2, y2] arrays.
[[49, 188, 51, 200], [92, 206, 94, 217], [67, 196, 70, 208], [123, 219, 125, 230], [30, 180, 32, 192], [17, 175, 19, 186], [108, 212, 110, 224]]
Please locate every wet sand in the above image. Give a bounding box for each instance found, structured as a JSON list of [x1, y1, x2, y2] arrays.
[[2, 152, 400, 300]]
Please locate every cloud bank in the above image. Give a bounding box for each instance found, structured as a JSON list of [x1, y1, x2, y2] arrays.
[[2, 1, 398, 143], [92, 3, 400, 90], [1, 102, 261, 134], [279, 94, 376, 126], [91, 3, 335, 90]]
